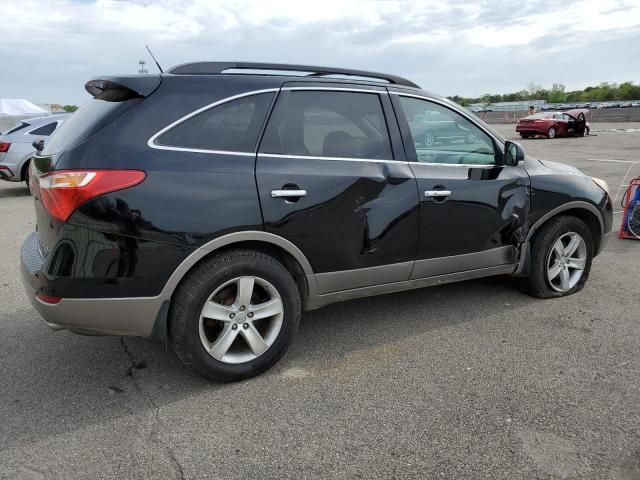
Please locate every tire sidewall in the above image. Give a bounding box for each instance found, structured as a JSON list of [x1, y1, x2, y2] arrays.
[[171, 252, 300, 381]]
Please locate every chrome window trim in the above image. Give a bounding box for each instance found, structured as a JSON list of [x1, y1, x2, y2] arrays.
[[281, 86, 389, 94], [258, 153, 406, 164], [407, 161, 496, 169], [147, 88, 280, 155]]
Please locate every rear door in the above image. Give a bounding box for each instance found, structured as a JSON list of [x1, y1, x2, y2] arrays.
[[390, 92, 530, 279], [256, 83, 420, 294]]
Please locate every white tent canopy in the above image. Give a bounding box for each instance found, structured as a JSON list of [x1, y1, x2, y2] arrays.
[[0, 98, 49, 116]]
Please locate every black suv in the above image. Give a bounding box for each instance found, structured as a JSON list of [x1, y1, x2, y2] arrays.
[[21, 62, 613, 380]]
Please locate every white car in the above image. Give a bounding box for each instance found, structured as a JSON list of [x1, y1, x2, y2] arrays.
[[0, 114, 70, 190]]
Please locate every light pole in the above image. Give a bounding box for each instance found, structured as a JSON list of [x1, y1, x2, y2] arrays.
[[138, 60, 148, 74]]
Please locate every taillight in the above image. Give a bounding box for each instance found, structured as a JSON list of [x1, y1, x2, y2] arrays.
[[38, 170, 146, 222], [0, 142, 10, 153], [36, 293, 62, 304]]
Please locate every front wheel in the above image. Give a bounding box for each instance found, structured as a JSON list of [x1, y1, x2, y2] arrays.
[[547, 127, 556, 139], [523, 216, 593, 298], [169, 249, 301, 381]]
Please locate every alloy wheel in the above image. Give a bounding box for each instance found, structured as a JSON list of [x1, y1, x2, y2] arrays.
[[199, 276, 284, 364], [546, 232, 587, 292]]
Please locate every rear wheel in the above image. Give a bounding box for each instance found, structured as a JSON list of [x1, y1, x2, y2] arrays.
[[22, 160, 31, 194], [524, 216, 593, 298], [547, 127, 556, 139], [170, 249, 301, 381], [519, 133, 530, 139]]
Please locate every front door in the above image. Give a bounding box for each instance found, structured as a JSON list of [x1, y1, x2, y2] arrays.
[[256, 84, 420, 294], [390, 93, 530, 279]]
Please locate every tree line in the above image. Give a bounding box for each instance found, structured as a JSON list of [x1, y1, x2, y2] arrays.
[[448, 81, 640, 106]]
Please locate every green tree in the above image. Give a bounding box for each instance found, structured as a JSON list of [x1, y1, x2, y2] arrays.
[[548, 83, 567, 103], [63, 105, 79, 113]]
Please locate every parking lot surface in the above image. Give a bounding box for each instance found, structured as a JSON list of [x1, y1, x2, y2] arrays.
[[1, 123, 639, 479]]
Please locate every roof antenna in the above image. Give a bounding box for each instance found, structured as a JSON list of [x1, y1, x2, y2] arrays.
[[145, 45, 164, 73]]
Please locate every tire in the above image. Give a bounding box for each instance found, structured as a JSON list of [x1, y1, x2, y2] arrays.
[[547, 127, 556, 139], [524, 216, 593, 299], [22, 160, 31, 194], [519, 133, 530, 139], [169, 249, 301, 381]]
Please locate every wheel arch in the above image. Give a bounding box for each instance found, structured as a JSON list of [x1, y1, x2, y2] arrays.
[[162, 231, 316, 307], [150, 231, 317, 342], [514, 201, 605, 276], [20, 155, 33, 181], [526, 202, 604, 254]]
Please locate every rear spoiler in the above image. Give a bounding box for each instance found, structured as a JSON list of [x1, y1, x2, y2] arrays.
[[85, 75, 161, 101]]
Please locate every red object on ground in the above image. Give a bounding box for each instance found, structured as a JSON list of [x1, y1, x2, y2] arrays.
[[618, 177, 640, 240]]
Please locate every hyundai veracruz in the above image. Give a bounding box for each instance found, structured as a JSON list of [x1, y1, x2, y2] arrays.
[[21, 62, 613, 381]]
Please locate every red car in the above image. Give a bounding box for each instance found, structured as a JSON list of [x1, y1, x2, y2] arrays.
[[516, 109, 590, 139]]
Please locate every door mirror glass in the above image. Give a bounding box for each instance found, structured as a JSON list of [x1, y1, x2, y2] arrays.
[[503, 141, 524, 166]]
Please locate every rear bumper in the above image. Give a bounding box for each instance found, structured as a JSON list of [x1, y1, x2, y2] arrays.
[[0, 163, 17, 181], [20, 232, 163, 336], [515, 125, 548, 135]]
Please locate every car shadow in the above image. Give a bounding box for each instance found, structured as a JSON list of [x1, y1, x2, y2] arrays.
[[0, 184, 30, 197], [2, 274, 536, 453]]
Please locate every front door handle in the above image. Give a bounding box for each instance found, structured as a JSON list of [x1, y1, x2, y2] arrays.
[[424, 190, 452, 198], [271, 189, 307, 199]]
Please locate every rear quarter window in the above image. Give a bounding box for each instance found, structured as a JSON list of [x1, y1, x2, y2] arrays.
[[154, 92, 275, 153]]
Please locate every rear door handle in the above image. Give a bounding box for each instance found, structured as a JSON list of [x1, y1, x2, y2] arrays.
[[271, 189, 307, 198], [424, 190, 452, 198]]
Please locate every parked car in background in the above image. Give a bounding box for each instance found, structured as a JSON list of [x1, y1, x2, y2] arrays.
[[516, 109, 590, 139], [0, 114, 70, 191], [631, 102, 640, 108], [20, 62, 612, 381]]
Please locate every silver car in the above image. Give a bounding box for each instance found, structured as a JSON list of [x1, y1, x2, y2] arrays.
[[0, 114, 70, 190]]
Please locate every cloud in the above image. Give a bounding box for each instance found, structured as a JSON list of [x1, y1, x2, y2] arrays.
[[1, 0, 639, 104]]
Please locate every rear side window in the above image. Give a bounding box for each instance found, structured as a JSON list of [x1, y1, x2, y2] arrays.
[[42, 99, 140, 155], [260, 91, 392, 160], [29, 122, 57, 136], [155, 92, 275, 152]]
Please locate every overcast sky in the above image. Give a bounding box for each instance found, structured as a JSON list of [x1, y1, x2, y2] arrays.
[[1, 0, 639, 105]]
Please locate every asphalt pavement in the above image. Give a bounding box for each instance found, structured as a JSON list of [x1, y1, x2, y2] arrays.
[[1, 123, 639, 479]]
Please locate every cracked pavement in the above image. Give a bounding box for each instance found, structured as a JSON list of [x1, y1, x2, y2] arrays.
[[1, 123, 639, 479]]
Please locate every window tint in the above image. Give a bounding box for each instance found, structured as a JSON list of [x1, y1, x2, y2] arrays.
[[42, 99, 140, 155], [156, 92, 274, 152], [260, 91, 392, 160], [398, 97, 495, 165], [29, 122, 57, 136]]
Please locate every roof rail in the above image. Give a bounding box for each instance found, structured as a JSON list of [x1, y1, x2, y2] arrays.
[[167, 62, 420, 89]]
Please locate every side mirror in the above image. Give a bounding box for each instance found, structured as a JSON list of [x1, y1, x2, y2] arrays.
[[503, 140, 524, 166], [32, 140, 44, 152]]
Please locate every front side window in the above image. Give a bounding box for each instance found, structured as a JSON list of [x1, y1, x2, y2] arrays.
[[260, 91, 392, 160], [156, 92, 275, 152], [398, 96, 496, 165], [29, 122, 58, 136]]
